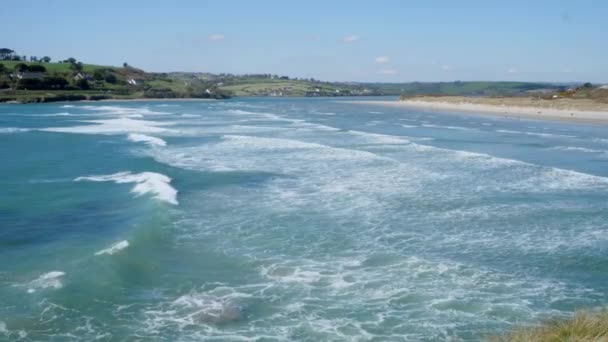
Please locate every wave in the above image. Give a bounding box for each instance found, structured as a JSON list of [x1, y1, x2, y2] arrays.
[[549, 146, 606, 154], [25, 271, 65, 293], [75, 171, 178, 205], [497, 129, 575, 139], [41, 118, 177, 135], [128, 133, 167, 147], [226, 109, 293, 122], [348, 130, 411, 145], [80, 105, 170, 117], [95, 240, 129, 256], [422, 124, 474, 131], [0, 127, 30, 133], [32, 112, 73, 117]]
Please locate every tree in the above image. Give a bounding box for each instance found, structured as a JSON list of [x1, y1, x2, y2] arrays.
[[104, 73, 117, 84], [70, 62, 83, 72], [41, 56, 51, 63], [582, 82, 593, 89], [0, 48, 14, 60], [14, 63, 29, 72], [93, 69, 105, 81], [28, 65, 47, 72], [0, 63, 5, 73], [123, 62, 129, 68], [76, 78, 90, 90], [66, 57, 77, 64]]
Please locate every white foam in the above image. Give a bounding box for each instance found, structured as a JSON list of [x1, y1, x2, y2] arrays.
[[0, 127, 30, 133], [75, 172, 178, 205], [227, 109, 292, 122], [34, 112, 72, 117], [81, 105, 169, 116], [27, 271, 65, 293], [127, 133, 167, 147], [61, 105, 75, 108], [422, 124, 473, 131], [497, 129, 575, 138], [550, 146, 606, 154], [0, 321, 6, 333], [41, 118, 177, 135], [348, 130, 411, 145], [95, 240, 130, 256]]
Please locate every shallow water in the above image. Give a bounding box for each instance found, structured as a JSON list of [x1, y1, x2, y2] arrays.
[[1, 98, 607, 341]]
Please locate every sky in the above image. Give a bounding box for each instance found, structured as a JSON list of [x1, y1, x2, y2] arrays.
[[3, 0, 607, 83]]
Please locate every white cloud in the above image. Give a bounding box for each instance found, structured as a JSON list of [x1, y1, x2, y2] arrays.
[[375, 56, 390, 64], [507, 67, 520, 74], [208, 34, 225, 41], [441, 64, 453, 71], [379, 69, 398, 75], [343, 35, 360, 43]]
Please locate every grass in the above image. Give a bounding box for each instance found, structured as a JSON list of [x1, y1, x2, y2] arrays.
[[0, 60, 122, 75], [490, 311, 608, 342]]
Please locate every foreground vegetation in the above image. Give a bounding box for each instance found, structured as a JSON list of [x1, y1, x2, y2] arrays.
[[490, 310, 608, 342]]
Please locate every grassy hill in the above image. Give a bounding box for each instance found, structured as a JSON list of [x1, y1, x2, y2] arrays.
[[0, 59, 230, 103], [393, 81, 563, 97]]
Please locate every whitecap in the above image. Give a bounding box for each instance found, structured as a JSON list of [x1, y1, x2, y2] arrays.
[[0, 127, 30, 133], [549, 146, 606, 154], [41, 118, 177, 135], [497, 129, 575, 139], [26, 271, 65, 293], [127, 133, 167, 147], [95, 240, 130, 256], [75, 172, 178, 205]]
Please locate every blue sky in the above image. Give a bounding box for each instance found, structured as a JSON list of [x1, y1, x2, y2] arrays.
[[4, 0, 607, 82]]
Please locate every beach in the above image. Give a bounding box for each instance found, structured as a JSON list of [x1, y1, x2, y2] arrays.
[[350, 97, 608, 125]]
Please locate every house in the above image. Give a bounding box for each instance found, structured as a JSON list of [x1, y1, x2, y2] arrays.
[[127, 78, 137, 85], [599, 85, 608, 90], [73, 73, 92, 81], [14, 72, 45, 80]]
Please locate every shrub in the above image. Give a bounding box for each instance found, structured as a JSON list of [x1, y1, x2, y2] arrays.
[[490, 310, 608, 342]]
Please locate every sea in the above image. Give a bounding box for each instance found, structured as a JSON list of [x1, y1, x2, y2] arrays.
[[1, 97, 607, 341]]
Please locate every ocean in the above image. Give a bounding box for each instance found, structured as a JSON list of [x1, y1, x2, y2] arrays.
[[1, 97, 607, 341]]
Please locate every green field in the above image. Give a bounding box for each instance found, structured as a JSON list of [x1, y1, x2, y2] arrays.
[[0, 60, 123, 75], [0, 58, 570, 102]]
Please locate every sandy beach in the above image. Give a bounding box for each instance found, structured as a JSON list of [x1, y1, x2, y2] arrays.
[[350, 97, 608, 125]]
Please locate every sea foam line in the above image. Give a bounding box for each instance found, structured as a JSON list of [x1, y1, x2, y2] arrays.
[[75, 171, 178, 205], [95, 240, 130, 256], [127, 133, 167, 146], [25, 271, 66, 293]]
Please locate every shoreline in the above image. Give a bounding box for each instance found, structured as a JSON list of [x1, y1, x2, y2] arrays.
[[0, 97, 220, 105], [346, 99, 608, 125]]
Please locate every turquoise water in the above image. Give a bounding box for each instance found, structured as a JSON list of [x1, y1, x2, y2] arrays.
[[1, 98, 608, 341]]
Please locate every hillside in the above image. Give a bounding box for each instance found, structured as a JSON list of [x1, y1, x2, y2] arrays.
[[0, 53, 230, 103], [0, 48, 575, 103]]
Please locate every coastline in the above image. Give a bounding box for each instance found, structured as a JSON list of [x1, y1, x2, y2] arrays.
[[0, 97, 220, 105], [347, 98, 608, 125]]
